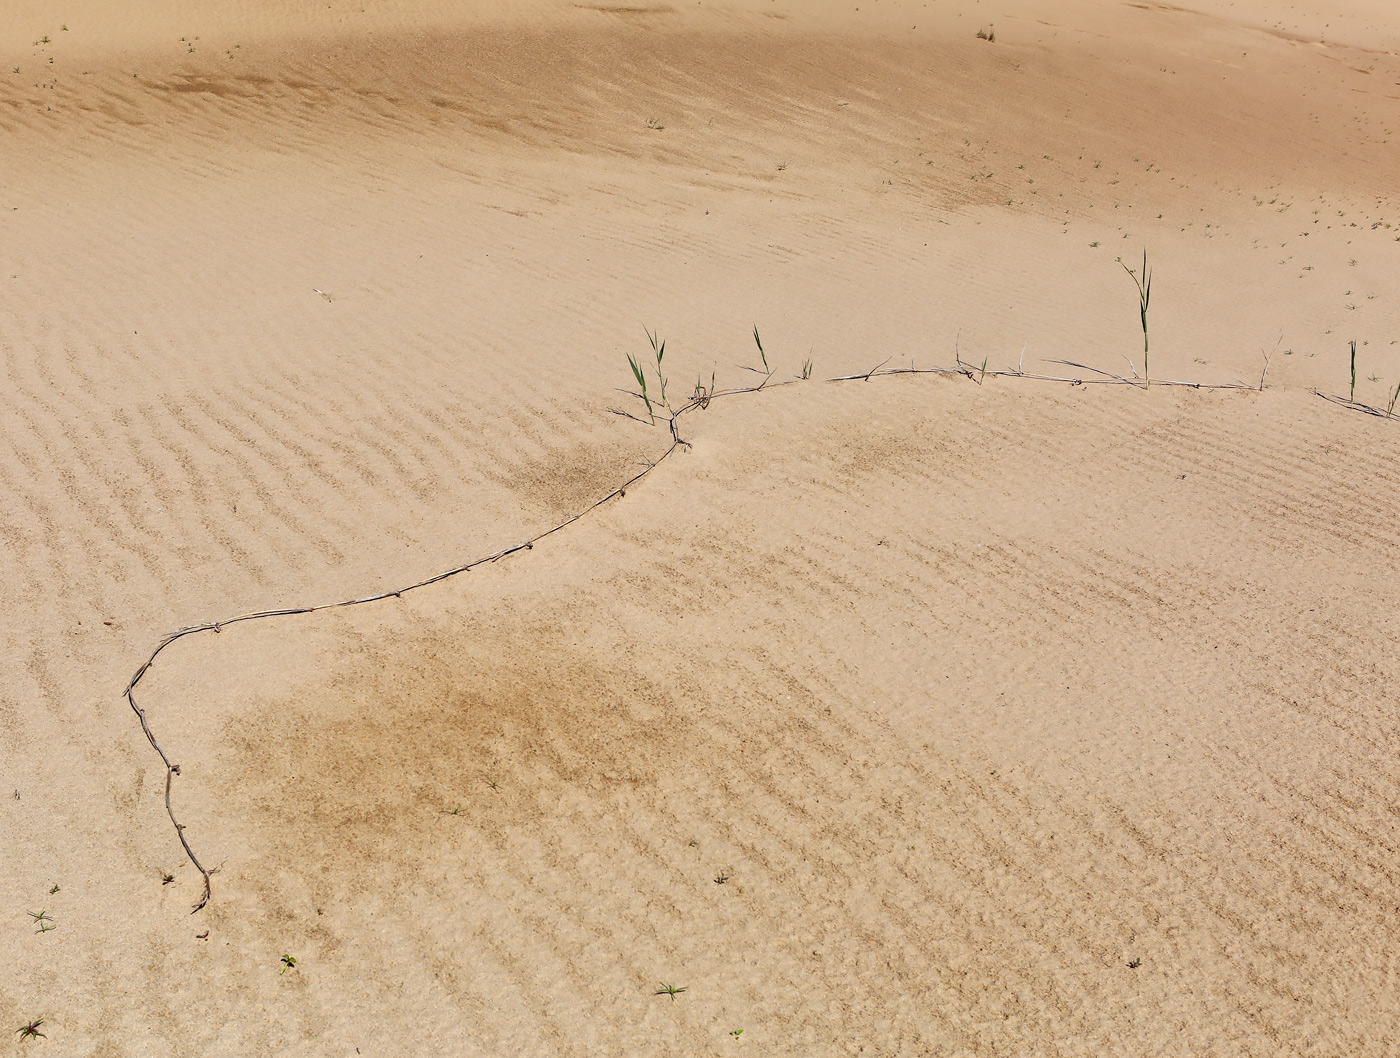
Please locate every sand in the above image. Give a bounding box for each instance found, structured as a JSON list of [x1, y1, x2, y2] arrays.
[[2, 0, 1399, 1053]]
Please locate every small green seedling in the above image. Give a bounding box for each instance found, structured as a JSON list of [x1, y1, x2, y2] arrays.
[[692, 370, 715, 409], [627, 352, 655, 424], [27, 910, 55, 933], [445, 804, 463, 815], [654, 982, 687, 1000], [1388, 380, 1400, 417], [484, 775, 500, 791], [1127, 958, 1142, 969], [1121, 250, 1152, 386], [1349, 340, 1358, 402], [15, 1020, 45, 1040], [800, 357, 813, 380], [645, 326, 670, 410], [752, 325, 771, 384], [47, 884, 59, 896], [714, 872, 730, 884], [161, 871, 174, 885], [279, 954, 297, 975], [729, 1028, 744, 1038]]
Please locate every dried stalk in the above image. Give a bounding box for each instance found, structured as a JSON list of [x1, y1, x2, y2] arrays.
[[127, 347, 1270, 912]]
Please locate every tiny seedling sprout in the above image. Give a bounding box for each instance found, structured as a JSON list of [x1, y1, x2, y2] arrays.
[[16, 1020, 45, 1041], [645, 326, 670, 410], [654, 982, 687, 1000], [627, 352, 655, 424], [751, 325, 773, 386], [279, 954, 298, 975], [1121, 250, 1152, 386]]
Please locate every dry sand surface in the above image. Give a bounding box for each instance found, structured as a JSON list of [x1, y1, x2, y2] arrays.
[[3, 0, 1400, 1053]]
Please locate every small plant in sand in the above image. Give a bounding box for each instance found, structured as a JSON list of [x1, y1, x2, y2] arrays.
[[279, 953, 298, 975], [975, 26, 995, 41], [15, 1019, 45, 1041], [627, 352, 655, 424], [729, 1028, 744, 1038], [645, 326, 670, 410], [627, 327, 675, 425], [1121, 250, 1152, 386], [800, 356, 814, 380], [751, 325, 773, 387], [27, 909, 55, 934], [1127, 957, 1142, 969], [160, 870, 174, 885], [693, 370, 716, 409], [654, 982, 687, 1000], [1349, 339, 1358, 402], [1388, 379, 1400, 418]]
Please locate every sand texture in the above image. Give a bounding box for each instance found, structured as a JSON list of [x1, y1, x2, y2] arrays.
[[3, 1, 1400, 1054]]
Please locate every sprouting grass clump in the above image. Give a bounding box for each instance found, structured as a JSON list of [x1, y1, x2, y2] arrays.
[[627, 327, 675, 424], [1120, 250, 1152, 386], [752, 325, 773, 386], [627, 351, 654, 423], [646, 326, 669, 410]]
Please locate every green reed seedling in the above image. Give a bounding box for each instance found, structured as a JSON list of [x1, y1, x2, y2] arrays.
[[1121, 250, 1152, 386], [751, 325, 774, 387], [1349, 340, 1358, 402], [645, 326, 670, 410], [627, 352, 655, 424]]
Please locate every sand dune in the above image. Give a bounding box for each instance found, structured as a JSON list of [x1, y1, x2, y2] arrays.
[[3, 1, 1399, 1054]]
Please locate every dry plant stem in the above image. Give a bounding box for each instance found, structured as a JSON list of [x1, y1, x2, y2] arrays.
[[1258, 333, 1282, 391], [127, 351, 1269, 912], [1313, 388, 1400, 421]]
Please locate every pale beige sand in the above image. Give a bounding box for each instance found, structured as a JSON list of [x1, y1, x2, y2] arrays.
[[3, 1, 1400, 1053]]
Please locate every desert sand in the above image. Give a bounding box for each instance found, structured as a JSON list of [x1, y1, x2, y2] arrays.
[[2, 0, 1399, 1053]]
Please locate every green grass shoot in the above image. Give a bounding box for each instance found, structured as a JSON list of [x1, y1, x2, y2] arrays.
[[1121, 250, 1152, 386], [752, 325, 770, 375], [645, 326, 670, 410], [1349, 340, 1358, 402], [627, 352, 655, 424]]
